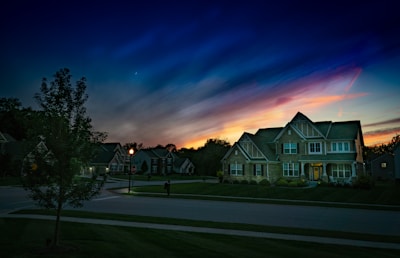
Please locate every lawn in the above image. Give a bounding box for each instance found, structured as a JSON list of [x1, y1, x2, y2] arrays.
[[132, 181, 400, 206], [1, 218, 399, 258]]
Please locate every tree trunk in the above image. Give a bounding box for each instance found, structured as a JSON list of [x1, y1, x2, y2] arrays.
[[52, 193, 63, 247]]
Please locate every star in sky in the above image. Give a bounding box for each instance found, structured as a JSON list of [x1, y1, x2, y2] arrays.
[[1, 0, 399, 148]]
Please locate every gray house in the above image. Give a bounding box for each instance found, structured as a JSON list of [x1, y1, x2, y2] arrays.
[[221, 112, 365, 184], [395, 143, 400, 183], [370, 153, 395, 181], [83, 143, 126, 176], [132, 148, 195, 175]]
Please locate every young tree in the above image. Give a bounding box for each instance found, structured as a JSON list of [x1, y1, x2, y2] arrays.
[[22, 68, 107, 248]]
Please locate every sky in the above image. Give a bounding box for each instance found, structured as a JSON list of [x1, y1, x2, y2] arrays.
[[1, 0, 400, 149]]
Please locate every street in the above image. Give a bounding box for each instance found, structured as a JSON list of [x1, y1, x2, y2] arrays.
[[1, 180, 399, 237]]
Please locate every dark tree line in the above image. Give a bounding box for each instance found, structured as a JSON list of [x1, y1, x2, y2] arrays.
[[179, 138, 231, 177]]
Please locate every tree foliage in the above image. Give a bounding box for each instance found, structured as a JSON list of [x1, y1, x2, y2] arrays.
[[179, 138, 231, 176], [0, 97, 33, 140], [364, 134, 400, 159], [21, 68, 107, 247]]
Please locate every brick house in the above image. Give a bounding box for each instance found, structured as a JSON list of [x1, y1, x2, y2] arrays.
[[221, 112, 365, 184]]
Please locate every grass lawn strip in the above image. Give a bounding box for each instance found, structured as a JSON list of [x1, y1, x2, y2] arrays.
[[2, 218, 400, 258], [12, 209, 400, 244]]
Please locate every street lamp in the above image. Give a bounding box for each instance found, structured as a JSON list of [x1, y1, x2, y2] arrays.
[[128, 148, 134, 193]]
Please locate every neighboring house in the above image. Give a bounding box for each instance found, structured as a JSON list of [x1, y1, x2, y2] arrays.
[[132, 148, 195, 175], [370, 153, 394, 180], [221, 112, 365, 184], [394, 143, 400, 183], [84, 143, 126, 176], [1, 131, 25, 175]]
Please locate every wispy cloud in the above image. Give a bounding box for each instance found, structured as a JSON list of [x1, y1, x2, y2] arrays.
[[363, 118, 400, 128]]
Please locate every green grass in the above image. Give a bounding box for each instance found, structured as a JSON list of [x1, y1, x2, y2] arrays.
[[132, 181, 400, 207], [1, 217, 399, 258], [0, 176, 22, 186], [111, 174, 216, 181], [13, 209, 400, 244]]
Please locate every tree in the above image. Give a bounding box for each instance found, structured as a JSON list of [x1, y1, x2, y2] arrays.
[[181, 138, 231, 176], [22, 68, 107, 248], [0, 97, 31, 140]]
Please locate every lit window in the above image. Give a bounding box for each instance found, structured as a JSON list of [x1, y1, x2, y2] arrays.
[[381, 162, 387, 168]]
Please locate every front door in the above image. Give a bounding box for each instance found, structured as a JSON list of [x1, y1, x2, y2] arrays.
[[313, 166, 321, 181]]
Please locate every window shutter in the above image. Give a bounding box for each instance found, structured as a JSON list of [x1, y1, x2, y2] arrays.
[[242, 164, 245, 175], [253, 164, 256, 176], [228, 164, 230, 175], [297, 143, 299, 153], [261, 165, 264, 176], [281, 144, 283, 154]]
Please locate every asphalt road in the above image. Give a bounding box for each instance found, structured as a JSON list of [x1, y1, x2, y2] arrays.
[[1, 180, 400, 237]]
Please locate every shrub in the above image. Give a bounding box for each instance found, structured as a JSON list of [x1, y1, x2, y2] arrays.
[[216, 171, 224, 183], [275, 178, 288, 187], [240, 180, 249, 184], [288, 181, 298, 187], [259, 179, 270, 186], [249, 180, 258, 185], [354, 175, 374, 189], [232, 179, 240, 184]]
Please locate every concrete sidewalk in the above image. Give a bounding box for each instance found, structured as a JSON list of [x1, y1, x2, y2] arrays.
[[2, 213, 400, 250]]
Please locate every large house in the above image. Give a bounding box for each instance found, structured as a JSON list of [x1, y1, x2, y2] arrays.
[[83, 143, 126, 176], [221, 112, 365, 184], [132, 148, 195, 175]]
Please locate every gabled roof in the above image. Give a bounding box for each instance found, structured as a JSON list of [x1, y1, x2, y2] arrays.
[[247, 133, 275, 160], [0, 132, 16, 143], [141, 148, 171, 158], [255, 127, 282, 141], [91, 143, 123, 164], [327, 121, 362, 140]]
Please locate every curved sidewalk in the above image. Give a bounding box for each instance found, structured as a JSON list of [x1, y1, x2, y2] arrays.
[[2, 213, 400, 250]]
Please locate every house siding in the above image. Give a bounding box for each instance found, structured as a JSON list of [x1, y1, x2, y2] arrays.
[[221, 112, 364, 184]]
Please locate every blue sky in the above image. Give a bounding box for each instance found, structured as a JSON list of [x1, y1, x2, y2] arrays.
[[1, 0, 399, 148]]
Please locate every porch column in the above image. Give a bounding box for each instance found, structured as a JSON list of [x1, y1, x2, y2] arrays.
[[352, 162, 357, 177], [301, 162, 305, 177], [322, 163, 327, 176], [322, 162, 328, 182]]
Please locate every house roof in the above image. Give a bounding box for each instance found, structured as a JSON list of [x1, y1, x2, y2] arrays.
[[327, 121, 363, 141], [223, 112, 363, 163], [299, 153, 357, 162], [141, 148, 171, 158], [247, 133, 275, 160], [91, 143, 122, 164], [0, 132, 16, 143]]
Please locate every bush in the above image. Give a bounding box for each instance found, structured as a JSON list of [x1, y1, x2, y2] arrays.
[[249, 180, 258, 185], [240, 180, 249, 184], [354, 175, 374, 189], [275, 178, 288, 187], [288, 181, 298, 187], [259, 179, 270, 186]]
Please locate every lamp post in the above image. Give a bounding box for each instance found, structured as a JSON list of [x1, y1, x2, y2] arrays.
[[128, 148, 134, 193]]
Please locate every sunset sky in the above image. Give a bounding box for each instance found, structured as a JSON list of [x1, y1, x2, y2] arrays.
[[1, 0, 399, 148]]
